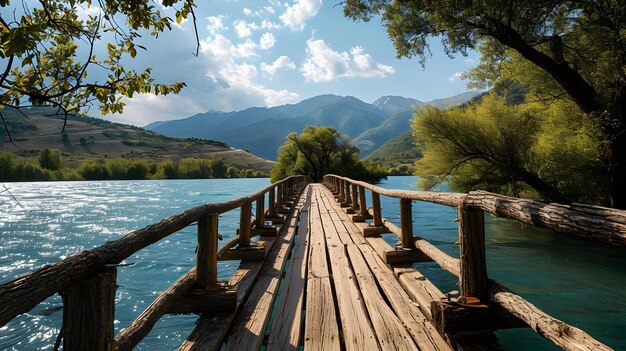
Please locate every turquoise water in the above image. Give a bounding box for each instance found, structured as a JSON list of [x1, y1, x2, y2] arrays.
[[0, 177, 625, 350]]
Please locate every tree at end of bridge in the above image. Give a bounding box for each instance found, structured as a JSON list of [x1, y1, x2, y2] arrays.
[[270, 125, 387, 183], [344, 0, 626, 208]]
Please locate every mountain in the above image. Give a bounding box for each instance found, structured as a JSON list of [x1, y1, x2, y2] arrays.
[[352, 110, 414, 156], [147, 94, 388, 159], [371, 96, 423, 115], [364, 131, 422, 167], [145, 91, 483, 161], [1, 107, 274, 171], [426, 90, 483, 109], [354, 91, 484, 157]]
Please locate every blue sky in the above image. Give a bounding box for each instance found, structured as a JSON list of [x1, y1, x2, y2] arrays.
[[101, 0, 479, 126]]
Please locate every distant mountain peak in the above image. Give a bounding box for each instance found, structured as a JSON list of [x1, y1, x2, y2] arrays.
[[371, 95, 424, 115]]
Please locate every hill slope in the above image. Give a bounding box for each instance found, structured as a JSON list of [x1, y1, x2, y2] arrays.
[[1, 107, 274, 172]]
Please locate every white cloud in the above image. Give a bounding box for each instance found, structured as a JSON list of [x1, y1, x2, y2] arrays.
[[448, 72, 463, 82], [200, 35, 298, 107], [261, 56, 296, 75], [260, 32, 276, 50], [111, 93, 204, 126], [243, 8, 252, 16], [300, 39, 395, 82], [264, 6, 276, 14], [260, 20, 281, 30], [280, 0, 323, 30], [206, 15, 227, 35], [233, 20, 257, 38]]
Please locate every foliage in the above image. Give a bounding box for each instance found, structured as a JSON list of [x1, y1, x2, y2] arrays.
[[388, 164, 415, 176], [38, 148, 61, 170], [271, 125, 387, 183], [414, 95, 607, 204], [0, 151, 267, 182], [344, 1, 626, 207], [0, 0, 195, 119]]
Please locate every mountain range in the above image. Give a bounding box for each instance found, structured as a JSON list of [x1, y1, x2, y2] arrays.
[[145, 91, 482, 160]]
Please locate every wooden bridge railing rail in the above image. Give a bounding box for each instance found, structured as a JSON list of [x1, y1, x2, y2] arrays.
[[0, 175, 307, 351], [324, 174, 621, 351]]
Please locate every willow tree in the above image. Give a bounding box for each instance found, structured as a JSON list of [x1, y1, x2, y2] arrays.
[[414, 94, 607, 204], [0, 0, 197, 139], [345, 1, 626, 208], [271, 125, 387, 183]]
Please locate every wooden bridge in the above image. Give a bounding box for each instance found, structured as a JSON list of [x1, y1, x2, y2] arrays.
[[1, 175, 625, 350]]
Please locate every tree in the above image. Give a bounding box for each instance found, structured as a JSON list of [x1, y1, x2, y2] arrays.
[[0, 0, 196, 138], [38, 148, 61, 170], [414, 95, 607, 204], [271, 125, 387, 183], [344, 1, 626, 208]]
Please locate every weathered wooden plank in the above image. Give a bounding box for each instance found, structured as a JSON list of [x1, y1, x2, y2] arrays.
[[314, 191, 379, 350], [357, 244, 452, 351], [327, 244, 379, 351], [267, 206, 310, 350], [167, 287, 236, 314], [395, 268, 446, 320], [224, 189, 308, 351], [304, 187, 341, 351], [345, 245, 418, 350]]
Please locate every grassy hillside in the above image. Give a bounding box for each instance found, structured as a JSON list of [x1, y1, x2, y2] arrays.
[[364, 131, 422, 167], [1, 107, 274, 172]]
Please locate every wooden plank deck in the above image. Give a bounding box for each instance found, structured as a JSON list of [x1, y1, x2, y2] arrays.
[[184, 183, 452, 351]]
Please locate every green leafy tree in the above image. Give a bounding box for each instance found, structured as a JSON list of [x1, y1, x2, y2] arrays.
[[38, 148, 61, 170], [414, 95, 607, 203], [344, 1, 626, 207], [271, 125, 387, 183], [0, 0, 195, 138]]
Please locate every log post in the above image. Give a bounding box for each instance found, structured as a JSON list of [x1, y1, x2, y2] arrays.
[[266, 187, 284, 224], [459, 203, 488, 303], [254, 194, 277, 236], [400, 198, 414, 248], [197, 214, 219, 290], [363, 190, 390, 236], [352, 185, 371, 222], [63, 268, 116, 351], [276, 183, 289, 214], [268, 188, 277, 217], [341, 181, 352, 209], [372, 191, 383, 227], [239, 201, 252, 248], [337, 179, 345, 202], [341, 180, 354, 213], [351, 183, 359, 211]]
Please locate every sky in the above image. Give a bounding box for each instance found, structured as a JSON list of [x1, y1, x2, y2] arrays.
[[97, 0, 479, 126]]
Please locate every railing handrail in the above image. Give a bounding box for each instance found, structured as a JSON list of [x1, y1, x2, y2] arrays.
[[0, 175, 305, 327], [323, 174, 616, 351], [326, 174, 626, 246]]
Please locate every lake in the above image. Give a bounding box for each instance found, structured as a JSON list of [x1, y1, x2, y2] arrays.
[[1, 177, 625, 350]]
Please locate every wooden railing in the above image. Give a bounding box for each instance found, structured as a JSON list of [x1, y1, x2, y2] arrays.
[[0, 175, 307, 351], [323, 174, 624, 351]]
